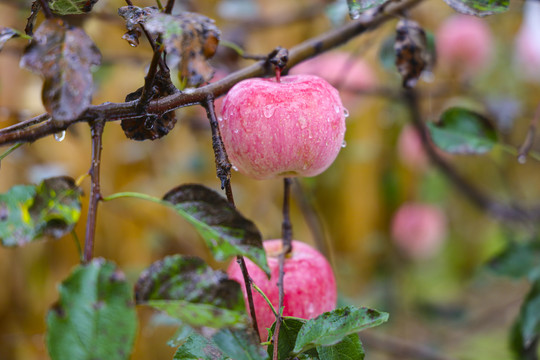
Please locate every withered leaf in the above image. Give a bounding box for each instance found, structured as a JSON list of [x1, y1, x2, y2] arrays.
[[49, 0, 100, 15], [145, 12, 220, 87], [0, 27, 20, 52], [19, 19, 101, 122], [395, 19, 429, 88], [121, 70, 178, 141], [118, 6, 158, 47]]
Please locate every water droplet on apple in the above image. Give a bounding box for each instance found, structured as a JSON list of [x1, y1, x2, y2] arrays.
[[54, 131, 66, 142], [343, 108, 349, 118], [232, 165, 239, 171], [334, 105, 340, 113], [234, 129, 239, 134], [218, 116, 223, 122], [263, 104, 275, 118], [341, 140, 347, 148], [298, 117, 307, 129]]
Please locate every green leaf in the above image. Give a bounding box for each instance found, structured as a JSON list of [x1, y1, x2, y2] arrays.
[[510, 280, 540, 358], [317, 334, 365, 360], [46, 258, 137, 360], [173, 332, 227, 360], [488, 241, 540, 281], [49, 0, 99, 15], [293, 306, 389, 354], [163, 184, 270, 276], [427, 107, 497, 154], [212, 328, 268, 360], [441, 0, 508, 16], [267, 317, 319, 360], [135, 255, 248, 329], [346, 0, 389, 19], [0, 176, 83, 247]]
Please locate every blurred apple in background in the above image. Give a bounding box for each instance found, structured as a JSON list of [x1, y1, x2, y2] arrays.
[[227, 240, 337, 340], [289, 51, 377, 107], [391, 203, 447, 260], [219, 74, 346, 180], [514, 0, 540, 82], [397, 125, 429, 171], [436, 15, 494, 76]]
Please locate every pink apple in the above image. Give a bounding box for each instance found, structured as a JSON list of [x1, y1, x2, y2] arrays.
[[436, 15, 493, 75], [391, 203, 447, 259], [514, 1, 540, 81], [227, 239, 337, 340], [219, 74, 346, 180], [397, 125, 428, 170]]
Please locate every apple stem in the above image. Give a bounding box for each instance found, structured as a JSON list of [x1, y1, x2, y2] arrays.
[[275, 68, 281, 83], [202, 97, 262, 341], [273, 177, 293, 360]]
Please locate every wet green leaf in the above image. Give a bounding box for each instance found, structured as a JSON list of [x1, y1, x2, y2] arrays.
[[427, 107, 497, 154], [212, 328, 267, 360], [293, 306, 389, 354], [163, 184, 270, 276], [488, 241, 540, 281], [317, 334, 365, 360], [0, 176, 83, 247], [346, 0, 389, 19], [441, 0, 508, 17], [49, 0, 99, 15], [510, 280, 540, 358], [135, 255, 248, 329], [20, 19, 101, 122], [46, 258, 137, 360], [173, 332, 227, 360], [267, 317, 319, 360]]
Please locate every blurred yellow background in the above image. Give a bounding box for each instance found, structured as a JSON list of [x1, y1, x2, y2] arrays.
[[1, 0, 538, 358]]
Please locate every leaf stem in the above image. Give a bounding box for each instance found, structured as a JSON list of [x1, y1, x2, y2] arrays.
[[83, 120, 105, 263], [273, 177, 293, 360], [71, 229, 84, 262], [0, 143, 22, 162], [252, 283, 278, 318]]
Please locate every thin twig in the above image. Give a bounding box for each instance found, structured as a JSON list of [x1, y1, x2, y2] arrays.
[[518, 103, 540, 164], [83, 120, 105, 263], [37, 0, 53, 18], [203, 97, 261, 340], [273, 178, 293, 360]]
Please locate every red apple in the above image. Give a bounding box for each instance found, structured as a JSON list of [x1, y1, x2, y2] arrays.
[[436, 15, 493, 75], [227, 239, 337, 340], [391, 203, 447, 260], [219, 74, 346, 180]]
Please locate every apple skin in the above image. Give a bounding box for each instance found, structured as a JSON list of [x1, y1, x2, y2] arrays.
[[227, 239, 337, 340], [436, 15, 493, 74], [219, 74, 346, 180], [391, 203, 447, 260]]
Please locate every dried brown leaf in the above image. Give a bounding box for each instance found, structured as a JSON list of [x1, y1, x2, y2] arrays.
[[395, 19, 429, 88], [19, 19, 101, 122]]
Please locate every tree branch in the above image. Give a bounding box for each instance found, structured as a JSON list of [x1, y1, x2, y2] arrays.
[[202, 97, 261, 340], [83, 120, 105, 263], [0, 0, 424, 146]]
